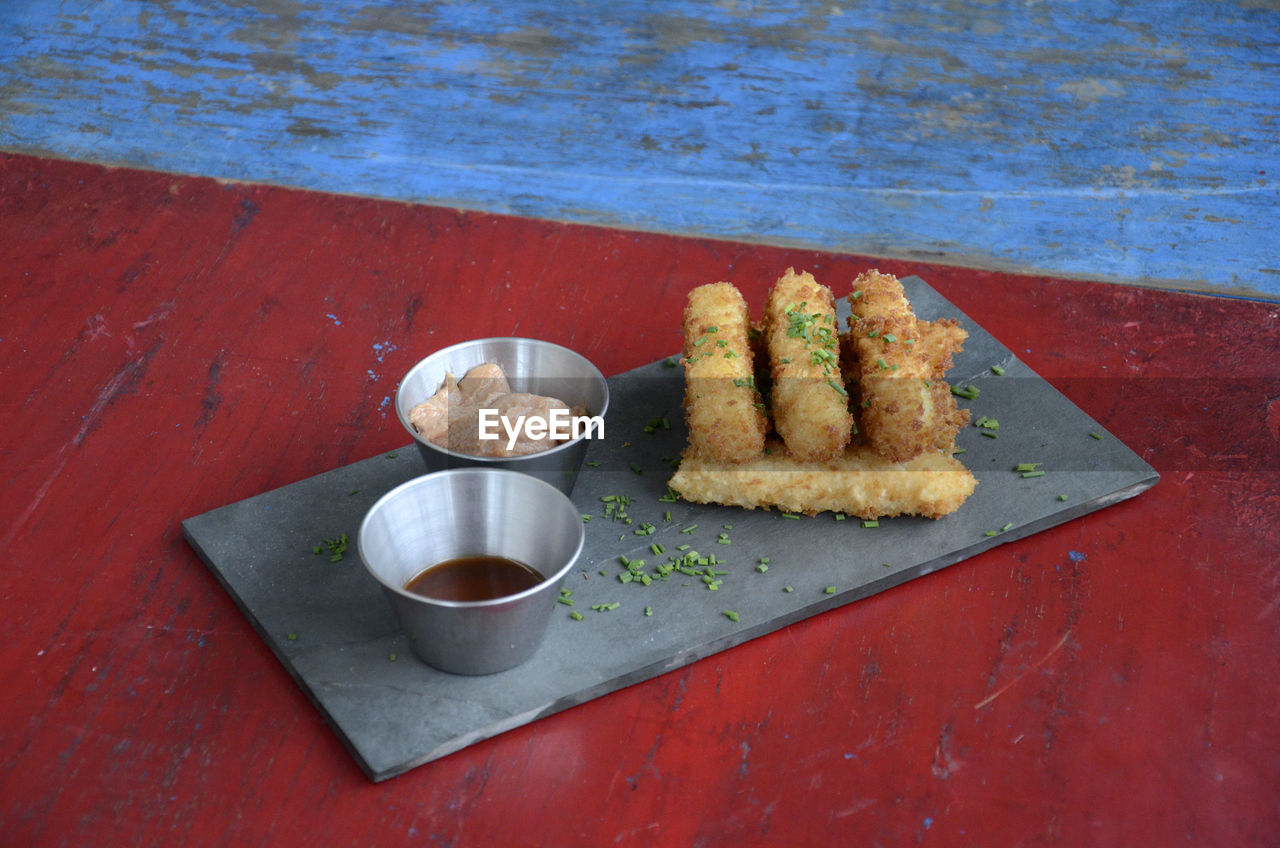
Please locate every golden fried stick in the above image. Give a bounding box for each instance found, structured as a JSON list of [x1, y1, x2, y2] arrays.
[[914, 318, 968, 375], [681, 283, 768, 463], [763, 269, 855, 461], [847, 270, 968, 462], [669, 439, 976, 519]]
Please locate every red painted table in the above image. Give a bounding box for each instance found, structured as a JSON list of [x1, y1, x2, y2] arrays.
[[2, 154, 1277, 846]]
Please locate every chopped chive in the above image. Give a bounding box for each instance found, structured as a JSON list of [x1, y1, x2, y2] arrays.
[[1014, 463, 1041, 472], [1090, 432, 1104, 440], [759, 557, 770, 565], [681, 524, 698, 534], [1001, 522, 1013, 532], [824, 586, 837, 595], [991, 364, 1006, 376], [1021, 470, 1046, 478], [862, 520, 879, 528], [981, 431, 998, 439], [784, 586, 795, 593], [756, 564, 768, 573], [645, 606, 653, 617], [1058, 494, 1069, 501], [985, 530, 998, 537], [629, 462, 643, 474], [570, 611, 584, 620], [951, 384, 980, 400], [557, 596, 575, 605], [723, 610, 740, 622], [876, 357, 889, 370], [582, 514, 592, 522], [834, 513, 846, 521], [781, 513, 801, 520], [586, 460, 601, 467], [882, 333, 897, 343]]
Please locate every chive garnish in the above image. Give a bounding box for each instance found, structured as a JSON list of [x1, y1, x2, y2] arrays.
[[824, 586, 837, 595], [723, 610, 740, 622]]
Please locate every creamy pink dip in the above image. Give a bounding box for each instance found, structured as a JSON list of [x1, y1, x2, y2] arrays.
[[409, 363, 579, 457]]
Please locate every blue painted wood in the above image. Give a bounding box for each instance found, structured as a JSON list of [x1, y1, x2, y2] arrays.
[[1, 0, 1276, 297]]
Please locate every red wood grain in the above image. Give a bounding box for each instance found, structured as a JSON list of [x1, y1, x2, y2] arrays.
[[2, 153, 1277, 847]]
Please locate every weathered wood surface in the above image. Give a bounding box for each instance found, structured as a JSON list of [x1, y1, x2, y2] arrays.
[[2, 153, 1278, 845], [1, 0, 1276, 298]]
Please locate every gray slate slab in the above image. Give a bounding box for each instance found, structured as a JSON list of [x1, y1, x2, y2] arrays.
[[182, 276, 1158, 781]]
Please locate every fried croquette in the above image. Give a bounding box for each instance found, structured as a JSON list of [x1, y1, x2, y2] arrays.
[[669, 439, 977, 520], [847, 270, 969, 462], [681, 283, 768, 463], [763, 269, 855, 462]]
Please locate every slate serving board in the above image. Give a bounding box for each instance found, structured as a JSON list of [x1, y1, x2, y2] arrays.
[[182, 276, 1158, 781]]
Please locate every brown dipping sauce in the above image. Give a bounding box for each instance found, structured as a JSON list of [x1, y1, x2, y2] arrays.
[[404, 555, 544, 602]]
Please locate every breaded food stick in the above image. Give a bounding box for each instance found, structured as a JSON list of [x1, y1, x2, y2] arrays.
[[913, 318, 968, 375], [681, 283, 768, 463], [848, 270, 968, 462], [763, 269, 854, 461], [669, 438, 977, 519]]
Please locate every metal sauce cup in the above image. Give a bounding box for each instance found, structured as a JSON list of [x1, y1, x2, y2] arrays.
[[357, 469, 585, 675], [395, 337, 610, 496]]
